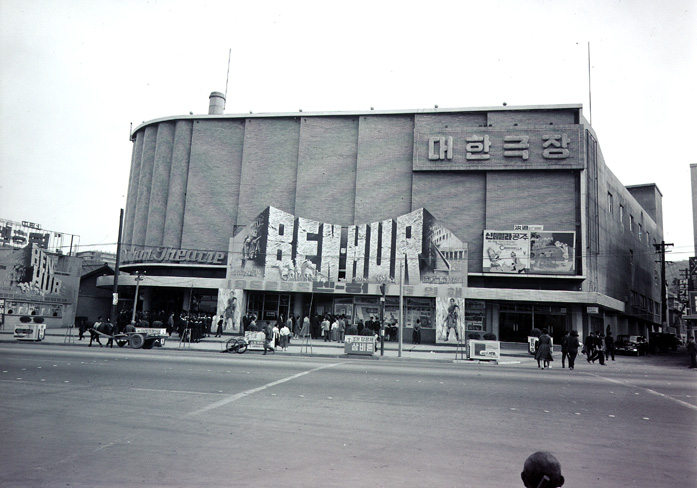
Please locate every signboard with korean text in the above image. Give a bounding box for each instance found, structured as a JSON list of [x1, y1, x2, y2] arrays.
[[483, 231, 530, 273], [413, 127, 583, 171], [223, 207, 467, 298], [344, 335, 376, 355], [0, 218, 77, 253], [689, 292, 697, 316], [483, 230, 576, 275]]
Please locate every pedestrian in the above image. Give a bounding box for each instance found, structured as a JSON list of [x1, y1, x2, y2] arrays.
[[286, 314, 294, 339], [521, 451, 565, 488], [589, 331, 604, 364], [300, 314, 311, 337], [560, 331, 570, 368], [263, 322, 275, 355], [534, 328, 554, 369], [215, 315, 224, 337], [272, 321, 280, 346], [412, 319, 422, 344], [279, 321, 291, 351], [167, 312, 175, 336], [567, 330, 580, 370], [585, 331, 596, 363], [78, 319, 87, 340], [605, 330, 615, 361], [322, 315, 331, 342], [595, 333, 606, 365], [687, 336, 697, 369], [338, 315, 346, 343]]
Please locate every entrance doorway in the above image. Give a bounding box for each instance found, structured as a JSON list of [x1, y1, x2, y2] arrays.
[[499, 304, 568, 343]]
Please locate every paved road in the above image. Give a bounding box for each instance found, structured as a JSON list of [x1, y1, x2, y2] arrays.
[[0, 343, 695, 488]]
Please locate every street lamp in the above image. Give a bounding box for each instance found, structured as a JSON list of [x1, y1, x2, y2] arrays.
[[130, 271, 145, 324]]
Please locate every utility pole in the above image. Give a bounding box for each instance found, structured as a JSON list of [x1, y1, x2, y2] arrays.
[[379, 283, 386, 356], [110, 209, 124, 326], [654, 241, 673, 328]]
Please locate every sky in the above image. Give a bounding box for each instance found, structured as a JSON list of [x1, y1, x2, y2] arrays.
[[1, 0, 696, 262]]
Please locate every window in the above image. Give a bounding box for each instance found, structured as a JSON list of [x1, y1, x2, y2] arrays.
[[630, 215, 634, 232], [619, 204, 625, 224], [608, 192, 614, 215], [638, 223, 643, 239]]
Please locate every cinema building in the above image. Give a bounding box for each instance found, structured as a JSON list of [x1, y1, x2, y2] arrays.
[[102, 94, 664, 343]]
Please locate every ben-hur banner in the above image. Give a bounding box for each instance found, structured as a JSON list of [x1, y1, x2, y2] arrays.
[[223, 207, 468, 297], [483, 230, 576, 275], [0, 244, 81, 309]]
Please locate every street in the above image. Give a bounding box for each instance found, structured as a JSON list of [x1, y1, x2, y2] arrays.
[[1, 343, 695, 488]]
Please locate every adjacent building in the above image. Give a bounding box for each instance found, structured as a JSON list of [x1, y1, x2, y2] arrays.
[[99, 95, 663, 343]]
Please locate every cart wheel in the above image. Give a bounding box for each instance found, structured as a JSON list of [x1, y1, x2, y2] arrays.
[[117, 340, 127, 348], [235, 341, 247, 354], [225, 338, 238, 353], [129, 334, 144, 349]]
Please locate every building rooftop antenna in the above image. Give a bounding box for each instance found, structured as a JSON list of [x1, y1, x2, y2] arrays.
[[224, 48, 231, 111]]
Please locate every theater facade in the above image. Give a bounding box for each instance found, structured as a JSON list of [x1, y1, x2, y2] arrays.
[[102, 96, 663, 343]]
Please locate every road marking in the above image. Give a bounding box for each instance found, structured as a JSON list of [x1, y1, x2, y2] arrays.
[[189, 362, 344, 416], [600, 376, 697, 412]]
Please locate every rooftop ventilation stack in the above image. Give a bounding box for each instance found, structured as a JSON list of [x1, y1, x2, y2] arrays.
[[208, 91, 226, 115]]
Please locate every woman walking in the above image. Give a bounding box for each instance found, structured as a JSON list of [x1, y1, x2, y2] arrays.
[[535, 328, 554, 369]]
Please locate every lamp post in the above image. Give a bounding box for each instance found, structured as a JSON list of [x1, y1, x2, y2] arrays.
[[130, 272, 144, 324]]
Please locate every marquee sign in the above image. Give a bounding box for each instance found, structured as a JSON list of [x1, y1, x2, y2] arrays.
[[223, 207, 468, 297], [413, 127, 583, 171], [120, 247, 227, 265]]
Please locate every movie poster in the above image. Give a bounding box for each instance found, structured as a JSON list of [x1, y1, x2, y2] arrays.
[[216, 288, 243, 333], [529, 231, 575, 275], [435, 296, 465, 344], [483, 231, 530, 273]]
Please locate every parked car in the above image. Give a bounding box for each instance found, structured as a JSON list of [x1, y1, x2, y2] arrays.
[[615, 334, 648, 356], [648, 332, 680, 353]]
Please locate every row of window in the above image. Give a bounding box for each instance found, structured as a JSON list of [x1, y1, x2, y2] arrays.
[[630, 290, 660, 316], [607, 192, 653, 247]]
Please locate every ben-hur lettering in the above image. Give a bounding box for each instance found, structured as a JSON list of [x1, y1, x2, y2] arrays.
[[121, 247, 227, 265], [229, 207, 468, 288], [428, 133, 571, 161]]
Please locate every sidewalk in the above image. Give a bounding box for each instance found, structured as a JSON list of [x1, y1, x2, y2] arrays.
[[0, 328, 536, 365]]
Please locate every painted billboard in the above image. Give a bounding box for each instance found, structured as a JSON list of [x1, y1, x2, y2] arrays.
[[483, 230, 576, 275], [0, 245, 82, 327], [222, 207, 467, 298], [529, 231, 575, 275], [483, 231, 530, 273]]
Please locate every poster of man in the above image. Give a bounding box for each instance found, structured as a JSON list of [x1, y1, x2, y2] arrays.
[[436, 297, 465, 343], [217, 288, 242, 333]]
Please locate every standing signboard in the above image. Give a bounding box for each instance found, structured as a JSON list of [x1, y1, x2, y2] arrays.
[[467, 340, 500, 361], [344, 335, 375, 355]]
